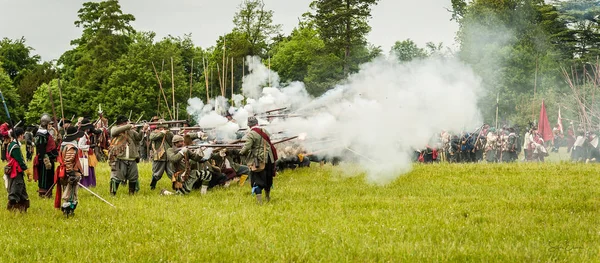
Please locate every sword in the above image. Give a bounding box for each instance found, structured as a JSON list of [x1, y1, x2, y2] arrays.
[[78, 182, 116, 208]]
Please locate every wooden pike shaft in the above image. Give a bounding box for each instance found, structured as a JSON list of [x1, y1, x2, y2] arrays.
[[151, 61, 173, 119], [171, 57, 175, 120]]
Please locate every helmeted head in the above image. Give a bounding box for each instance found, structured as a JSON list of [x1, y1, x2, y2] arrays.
[[247, 116, 258, 127], [40, 114, 51, 128], [172, 135, 184, 144]]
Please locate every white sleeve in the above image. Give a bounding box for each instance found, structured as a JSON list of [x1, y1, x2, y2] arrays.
[[78, 135, 90, 151]]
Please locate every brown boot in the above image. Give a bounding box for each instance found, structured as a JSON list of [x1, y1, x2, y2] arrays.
[[256, 194, 263, 205]]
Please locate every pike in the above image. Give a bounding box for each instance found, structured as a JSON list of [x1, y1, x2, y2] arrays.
[[264, 107, 287, 114], [0, 88, 12, 126], [78, 182, 116, 208], [135, 113, 144, 124]]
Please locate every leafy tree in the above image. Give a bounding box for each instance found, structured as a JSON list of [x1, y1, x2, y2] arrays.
[[16, 62, 57, 105], [0, 37, 40, 85], [553, 0, 600, 62], [271, 25, 325, 83], [0, 65, 25, 124], [232, 0, 282, 57], [309, 0, 379, 75], [390, 39, 428, 62]]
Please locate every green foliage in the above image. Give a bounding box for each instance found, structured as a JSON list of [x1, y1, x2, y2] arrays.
[[0, 37, 40, 84], [390, 39, 428, 62], [0, 67, 23, 124], [553, 0, 600, 62], [1, 162, 599, 261], [16, 62, 57, 105], [452, 0, 576, 126], [309, 0, 380, 75], [271, 26, 325, 83], [232, 0, 282, 57]]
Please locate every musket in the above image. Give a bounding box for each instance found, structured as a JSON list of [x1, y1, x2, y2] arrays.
[[256, 114, 302, 118], [191, 136, 299, 148], [134, 120, 187, 127]]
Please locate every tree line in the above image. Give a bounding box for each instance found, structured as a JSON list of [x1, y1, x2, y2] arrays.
[[0, 0, 599, 128]]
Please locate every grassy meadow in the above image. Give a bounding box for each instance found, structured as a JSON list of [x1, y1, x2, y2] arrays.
[[0, 159, 599, 262]]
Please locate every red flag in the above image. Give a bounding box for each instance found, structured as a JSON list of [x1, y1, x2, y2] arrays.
[[557, 107, 563, 134], [538, 100, 554, 142]]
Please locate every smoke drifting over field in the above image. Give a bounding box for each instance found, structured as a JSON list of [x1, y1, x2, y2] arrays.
[[189, 55, 482, 184]]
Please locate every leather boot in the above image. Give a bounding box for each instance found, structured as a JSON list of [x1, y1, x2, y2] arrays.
[[110, 180, 119, 196], [256, 194, 263, 205], [265, 191, 271, 202], [150, 178, 158, 190], [128, 182, 136, 195]]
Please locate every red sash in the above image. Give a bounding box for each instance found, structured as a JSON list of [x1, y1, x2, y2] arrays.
[[6, 144, 23, 179], [251, 127, 278, 161]]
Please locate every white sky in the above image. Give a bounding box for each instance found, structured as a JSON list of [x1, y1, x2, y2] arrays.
[[0, 0, 459, 61]]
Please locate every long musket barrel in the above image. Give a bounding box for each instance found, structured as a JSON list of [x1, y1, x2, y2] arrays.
[[134, 120, 188, 127], [188, 136, 299, 148]]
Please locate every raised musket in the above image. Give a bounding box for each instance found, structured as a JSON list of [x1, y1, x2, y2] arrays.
[[189, 136, 299, 149], [134, 120, 188, 127]]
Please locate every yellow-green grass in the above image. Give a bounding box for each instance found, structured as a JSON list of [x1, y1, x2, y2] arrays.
[[1, 161, 599, 262]]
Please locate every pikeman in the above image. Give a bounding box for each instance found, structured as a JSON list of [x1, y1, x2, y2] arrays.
[[165, 135, 210, 195], [149, 119, 174, 190], [109, 115, 145, 195], [34, 114, 58, 198], [55, 126, 84, 217]]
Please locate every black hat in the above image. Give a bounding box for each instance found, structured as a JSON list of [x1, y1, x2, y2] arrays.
[[63, 119, 72, 124], [116, 115, 129, 125], [63, 126, 84, 142], [79, 118, 94, 131]]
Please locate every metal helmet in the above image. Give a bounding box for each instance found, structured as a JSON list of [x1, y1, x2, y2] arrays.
[[40, 114, 52, 127], [172, 135, 184, 144]]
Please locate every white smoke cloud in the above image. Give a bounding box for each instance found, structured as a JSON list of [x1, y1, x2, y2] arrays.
[[188, 55, 482, 184], [242, 56, 280, 99]]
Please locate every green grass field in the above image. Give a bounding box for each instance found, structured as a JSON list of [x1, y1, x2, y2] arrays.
[[1, 160, 599, 262]]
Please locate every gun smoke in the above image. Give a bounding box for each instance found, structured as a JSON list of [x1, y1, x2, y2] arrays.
[[189, 55, 482, 184]]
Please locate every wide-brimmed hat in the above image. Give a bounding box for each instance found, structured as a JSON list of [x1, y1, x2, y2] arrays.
[[79, 118, 95, 131], [64, 126, 84, 142]]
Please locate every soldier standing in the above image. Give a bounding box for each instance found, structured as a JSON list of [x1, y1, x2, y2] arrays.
[[34, 114, 58, 198], [109, 115, 144, 195], [149, 120, 174, 190], [240, 116, 277, 204]]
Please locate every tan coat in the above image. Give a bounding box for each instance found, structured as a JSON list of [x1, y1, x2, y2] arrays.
[[240, 128, 274, 168]]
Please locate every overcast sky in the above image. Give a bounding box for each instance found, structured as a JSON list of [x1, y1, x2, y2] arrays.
[[0, 0, 459, 61]]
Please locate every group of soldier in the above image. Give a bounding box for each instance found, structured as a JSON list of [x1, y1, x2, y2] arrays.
[[416, 123, 600, 164], [4, 109, 284, 216]]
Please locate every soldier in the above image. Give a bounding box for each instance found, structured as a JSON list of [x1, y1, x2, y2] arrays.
[[166, 135, 209, 195], [240, 116, 277, 204], [149, 120, 174, 190], [0, 122, 11, 161], [34, 114, 58, 198], [56, 126, 84, 217], [109, 115, 144, 195], [24, 126, 35, 162], [6, 128, 32, 212], [212, 148, 250, 185]]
